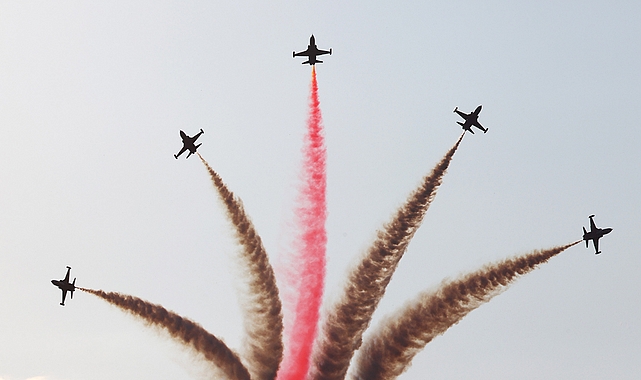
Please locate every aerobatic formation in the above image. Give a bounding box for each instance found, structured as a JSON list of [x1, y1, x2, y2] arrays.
[[52, 35, 612, 379]]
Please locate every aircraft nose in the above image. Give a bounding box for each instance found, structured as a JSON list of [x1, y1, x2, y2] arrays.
[[51, 280, 56, 285]]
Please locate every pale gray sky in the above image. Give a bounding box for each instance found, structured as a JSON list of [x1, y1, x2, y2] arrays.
[[0, 1, 639, 379]]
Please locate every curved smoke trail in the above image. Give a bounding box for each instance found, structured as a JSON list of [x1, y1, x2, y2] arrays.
[[79, 288, 250, 380], [278, 65, 327, 380], [199, 154, 283, 380], [353, 241, 581, 380], [309, 132, 465, 380]]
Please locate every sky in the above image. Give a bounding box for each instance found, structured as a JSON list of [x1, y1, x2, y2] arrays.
[[0, 1, 640, 379]]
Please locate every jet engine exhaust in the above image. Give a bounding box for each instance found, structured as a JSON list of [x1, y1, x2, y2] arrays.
[[352, 241, 581, 380], [277, 65, 328, 380], [198, 153, 283, 380], [78, 288, 251, 380], [309, 132, 465, 380]]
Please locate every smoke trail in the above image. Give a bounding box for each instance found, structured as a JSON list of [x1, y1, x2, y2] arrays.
[[278, 65, 327, 380], [353, 241, 581, 380], [79, 288, 250, 380], [309, 132, 465, 380], [198, 154, 283, 380]]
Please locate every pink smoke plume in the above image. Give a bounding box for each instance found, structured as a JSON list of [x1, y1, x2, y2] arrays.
[[277, 66, 327, 380]]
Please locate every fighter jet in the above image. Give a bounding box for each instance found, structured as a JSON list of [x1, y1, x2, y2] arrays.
[[51, 266, 76, 306], [174, 129, 204, 159], [453, 105, 487, 134], [293, 35, 332, 65], [582, 215, 613, 254]]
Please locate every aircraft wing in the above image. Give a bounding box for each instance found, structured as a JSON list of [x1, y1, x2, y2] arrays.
[[293, 49, 311, 57], [175, 146, 187, 158], [594, 237, 600, 254], [61, 289, 67, 306], [454, 109, 468, 119], [316, 48, 331, 56], [473, 121, 485, 130], [63, 268, 70, 282], [589, 216, 597, 232]]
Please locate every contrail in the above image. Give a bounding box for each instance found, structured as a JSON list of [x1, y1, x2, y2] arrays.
[[309, 133, 465, 380], [352, 241, 581, 380], [198, 154, 283, 380], [277, 65, 327, 380], [79, 288, 250, 380]]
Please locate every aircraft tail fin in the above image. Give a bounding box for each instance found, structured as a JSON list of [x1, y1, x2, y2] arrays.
[[195, 143, 202, 151], [457, 121, 464, 126]]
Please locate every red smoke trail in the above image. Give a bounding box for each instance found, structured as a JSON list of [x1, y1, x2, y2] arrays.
[[80, 288, 250, 380], [309, 133, 465, 380], [198, 153, 283, 380], [353, 241, 581, 380], [277, 65, 327, 380]]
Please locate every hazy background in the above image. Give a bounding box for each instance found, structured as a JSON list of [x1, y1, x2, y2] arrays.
[[0, 1, 639, 379]]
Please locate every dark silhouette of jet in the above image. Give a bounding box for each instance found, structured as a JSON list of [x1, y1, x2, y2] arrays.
[[174, 129, 204, 159], [453, 105, 487, 134], [293, 35, 332, 65], [51, 266, 76, 306], [583, 215, 612, 254]]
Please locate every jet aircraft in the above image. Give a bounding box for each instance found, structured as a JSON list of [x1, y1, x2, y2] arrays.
[[582, 215, 612, 254], [51, 266, 76, 306], [453, 105, 487, 134], [293, 35, 332, 65], [174, 129, 204, 159]]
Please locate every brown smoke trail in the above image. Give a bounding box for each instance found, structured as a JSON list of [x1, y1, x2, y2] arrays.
[[198, 153, 283, 380], [79, 288, 250, 380], [309, 133, 465, 380], [353, 241, 581, 380]]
